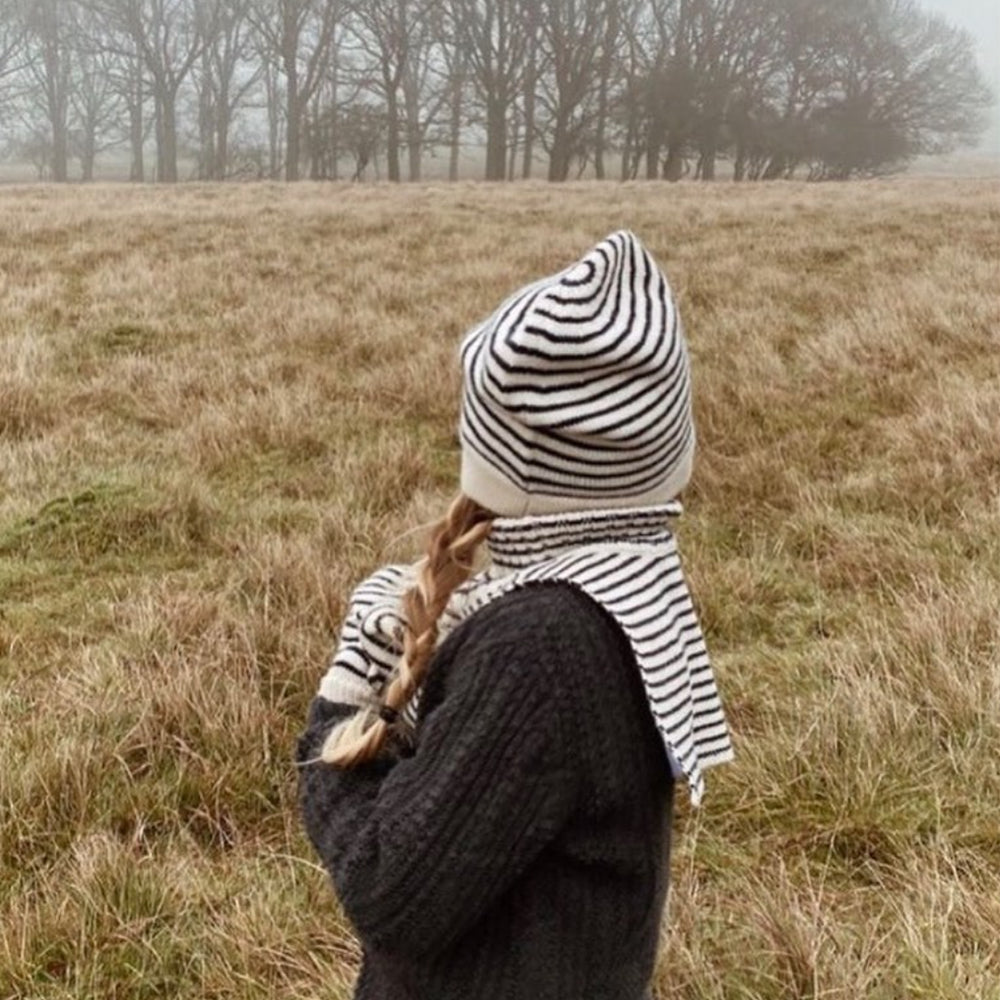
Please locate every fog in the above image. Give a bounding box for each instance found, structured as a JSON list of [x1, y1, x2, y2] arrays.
[[921, 0, 1000, 153], [1, 0, 996, 182]]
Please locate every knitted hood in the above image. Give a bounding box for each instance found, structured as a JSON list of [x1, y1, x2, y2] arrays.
[[459, 230, 694, 517]]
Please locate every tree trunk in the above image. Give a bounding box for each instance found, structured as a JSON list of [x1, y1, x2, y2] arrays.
[[160, 88, 179, 182], [521, 32, 537, 179], [484, 97, 506, 181], [129, 64, 145, 182], [621, 106, 639, 181], [386, 87, 401, 182], [405, 86, 421, 181], [521, 91, 535, 178], [644, 64, 669, 180], [308, 105, 320, 179], [594, 10, 617, 183], [198, 53, 214, 179], [153, 91, 164, 180], [285, 63, 301, 181], [48, 75, 68, 182], [662, 137, 685, 181], [285, 107, 301, 180], [216, 105, 230, 180], [733, 142, 746, 181], [697, 146, 716, 180], [548, 114, 572, 182], [594, 79, 608, 180], [506, 115, 518, 180], [51, 114, 68, 182], [81, 132, 96, 182], [265, 61, 282, 179], [645, 116, 664, 179], [448, 66, 462, 181], [42, 32, 68, 182], [45, 82, 68, 182], [761, 153, 786, 180], [215, 56, 233, 180], [696, 110, 720, 180], [329, 65, 339, 180]]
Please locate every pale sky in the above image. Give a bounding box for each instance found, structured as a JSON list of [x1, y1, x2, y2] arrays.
[[919, 0, 1000, 153]]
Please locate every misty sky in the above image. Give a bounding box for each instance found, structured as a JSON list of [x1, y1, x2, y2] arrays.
[[920, 0, 1000, 152]]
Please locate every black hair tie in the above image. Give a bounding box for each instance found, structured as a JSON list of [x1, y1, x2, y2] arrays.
[[378, 705, 399, 725]]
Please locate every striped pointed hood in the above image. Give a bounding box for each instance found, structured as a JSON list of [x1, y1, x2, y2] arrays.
[[460, 231, 695, 517]]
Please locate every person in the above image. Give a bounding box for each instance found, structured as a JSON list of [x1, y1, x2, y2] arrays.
[[297, 230, 733, 1000]]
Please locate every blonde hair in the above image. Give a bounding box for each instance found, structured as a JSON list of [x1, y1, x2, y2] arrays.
[[320, 493, 494, 767]]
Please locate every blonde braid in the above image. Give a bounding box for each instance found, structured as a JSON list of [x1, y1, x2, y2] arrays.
[[321, 494, 493, 768]]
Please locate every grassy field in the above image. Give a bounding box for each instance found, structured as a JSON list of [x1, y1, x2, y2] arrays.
[[1, 178, 998, 1000]]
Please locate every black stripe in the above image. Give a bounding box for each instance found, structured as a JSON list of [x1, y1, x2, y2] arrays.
[[482, 303, 677, 390]]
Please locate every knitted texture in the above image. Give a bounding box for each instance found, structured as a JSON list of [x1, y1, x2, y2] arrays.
[[460, 230, 694, 516], [318, 564, 412, 706], [299, 584, 675, 1000]]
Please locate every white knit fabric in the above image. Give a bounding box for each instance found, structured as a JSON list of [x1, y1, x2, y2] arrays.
[[318, 565, 412, 706], [460, 230, 695, 516]]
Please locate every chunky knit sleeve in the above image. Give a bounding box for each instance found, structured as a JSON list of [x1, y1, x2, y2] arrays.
[[296, 586, 589, 960]]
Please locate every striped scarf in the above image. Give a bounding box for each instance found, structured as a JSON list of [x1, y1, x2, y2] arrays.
[[444, 504, 733, 805], [320, 504, 733, 804]]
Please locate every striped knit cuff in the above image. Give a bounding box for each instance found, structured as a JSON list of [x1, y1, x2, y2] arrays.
[[318, 666, 374, 708]]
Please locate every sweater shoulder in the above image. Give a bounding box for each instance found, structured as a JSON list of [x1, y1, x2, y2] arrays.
[[435, 581, 635, 688]]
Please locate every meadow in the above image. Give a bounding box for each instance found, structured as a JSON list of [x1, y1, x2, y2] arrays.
[[0, 177, 998, 999]]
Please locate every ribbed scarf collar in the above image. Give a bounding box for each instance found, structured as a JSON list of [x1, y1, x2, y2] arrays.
[[485, 503, 682, 572]]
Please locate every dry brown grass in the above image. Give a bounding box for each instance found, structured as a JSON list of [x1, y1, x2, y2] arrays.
[[1, 177, 998, 999]]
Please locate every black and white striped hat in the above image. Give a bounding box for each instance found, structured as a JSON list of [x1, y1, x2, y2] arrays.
[[460, 231, 695, 517]]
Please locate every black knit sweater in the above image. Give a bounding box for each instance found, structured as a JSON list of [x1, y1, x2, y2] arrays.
[[297, 583, 675, 1000]]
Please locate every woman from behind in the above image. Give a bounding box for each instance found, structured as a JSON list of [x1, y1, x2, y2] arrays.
[[297, 230, 733, 999]]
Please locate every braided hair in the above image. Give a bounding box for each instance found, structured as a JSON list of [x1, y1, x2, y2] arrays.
[[320, 494, 494, 767]]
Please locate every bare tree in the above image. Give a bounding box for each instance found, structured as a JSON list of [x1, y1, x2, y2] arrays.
[[349, 0, 440, 182], [399, 2, 450, 181], [71, 3, 127, 180], [335, 100, 384, 179], [3, 0, 993, 183], [196, 0, 259, 178], [518, 0, 540, 177], [449, 0, 532, 180], [615, 0, 677, 180], [100, 0, 220, 182], [304, 24, 367, 179], [0, 0, 22, 73], [250, 20, 284, 176], [534, 0, 618, 181], [21, 0, 73, 181], [436, 7, 467, 181], [614, 0, 652, 179], [809, 0, 993, 178], [0, 1, 27, 143], [754, 0, 842, 178], [685, 0, 781, 180], [78, 0, 150, 180], [250, 0, 341, 180], [590, 0, 622, 178]]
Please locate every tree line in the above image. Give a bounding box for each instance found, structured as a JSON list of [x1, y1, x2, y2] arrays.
[[0, 0, 992, 184]]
